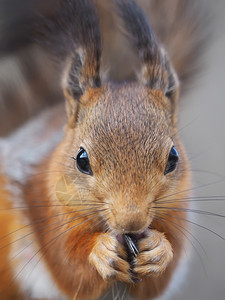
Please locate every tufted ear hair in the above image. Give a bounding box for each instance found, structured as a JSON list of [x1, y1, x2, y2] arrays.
[[114, 0, 179, 112], [60, 0, 102, 127], [33, 0, 102, 127]]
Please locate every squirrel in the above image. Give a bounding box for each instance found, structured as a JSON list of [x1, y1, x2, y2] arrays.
[[0, 0, 206, 299]]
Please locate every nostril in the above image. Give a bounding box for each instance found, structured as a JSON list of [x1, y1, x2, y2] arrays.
[[111, 203, 150, 233]]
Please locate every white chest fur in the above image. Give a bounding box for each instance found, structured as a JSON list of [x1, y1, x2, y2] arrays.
[[11, 237, 68, 300]]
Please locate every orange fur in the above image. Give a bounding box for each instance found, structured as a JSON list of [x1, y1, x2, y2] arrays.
[[0, 0, 205, 299], [20, 82, 191, 299], [0, 172, 21, 299]]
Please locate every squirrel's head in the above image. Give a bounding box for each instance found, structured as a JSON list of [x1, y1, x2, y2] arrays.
[[50, 0, 190, 236]]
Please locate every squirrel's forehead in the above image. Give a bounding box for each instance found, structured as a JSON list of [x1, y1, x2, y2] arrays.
[[91, 89, 160, 118], [84, 102, 170, 147], [81, 84, 171, 141], [102, 83, 156, 105], [91, 96, 168, 130]]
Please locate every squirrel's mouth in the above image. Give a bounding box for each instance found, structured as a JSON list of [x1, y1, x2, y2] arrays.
[[116, 229, 149, 260], [116, 228, 148, 247]]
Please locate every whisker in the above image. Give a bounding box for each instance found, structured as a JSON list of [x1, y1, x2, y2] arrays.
[[154, 178, 225, 203], [0, 204, 103, 242], [5, 214, 101, 293], [120, 282, 128, 300], [156, 213, 225, 243], [56, 216, 105, 279], [0, 209, 106, 273], [155, 212, 207, 257], [79, 218, 105, 251], [154, 213, 208, 274], [156, 195, 225, 205], [172, 115, 199, 139], [188, 150, 207, 162], [0, 210, 107, 282], [29, 216, 104, 289], [191, 169, 225, 179], [0, 202, 103, 211], [153, 206, 225, 220]]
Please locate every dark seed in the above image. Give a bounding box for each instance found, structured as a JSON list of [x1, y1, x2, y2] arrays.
[[124, 234, 140, 257]]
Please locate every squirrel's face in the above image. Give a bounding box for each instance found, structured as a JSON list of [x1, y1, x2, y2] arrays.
[[57, 82, 189, 235]]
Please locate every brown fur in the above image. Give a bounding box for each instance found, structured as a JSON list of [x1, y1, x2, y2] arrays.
[[0, 0, 204, 299], [21, 82, 191, 299], [0, 171, 22, 299]]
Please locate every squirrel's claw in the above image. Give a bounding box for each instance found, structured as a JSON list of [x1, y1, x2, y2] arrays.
[[132, 230, 173, 277], [89, 233, 133, 283]]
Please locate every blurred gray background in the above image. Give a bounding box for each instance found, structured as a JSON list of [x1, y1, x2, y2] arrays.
[[175, 0, 225, 299], [166, 0, 225, 299]]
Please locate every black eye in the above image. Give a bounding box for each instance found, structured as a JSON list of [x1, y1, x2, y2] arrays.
[[76, 148, 93, 175], [164, 146, 179, 175]]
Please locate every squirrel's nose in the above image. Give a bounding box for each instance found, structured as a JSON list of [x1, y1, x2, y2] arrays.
[[114, 208, 148, 233], [119, 218, 146, 233]]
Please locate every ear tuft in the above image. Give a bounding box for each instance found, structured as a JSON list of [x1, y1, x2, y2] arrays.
[[63, 49, 86, 102], [59, 0, 102, 124], [165, 63, 179, 102], [114, 0, 180, 109]]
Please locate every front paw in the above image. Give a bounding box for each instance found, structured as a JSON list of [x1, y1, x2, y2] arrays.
[[133, 230, 173, 277], [89, 233, 132, 283]]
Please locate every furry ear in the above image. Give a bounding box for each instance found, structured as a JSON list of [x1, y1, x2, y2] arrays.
[[62, 45, 101, 127], [60, 0, 102, 127], [114, 0, 179, 110], [63, 47, 101, 102], [32, 0, 102, 127]]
